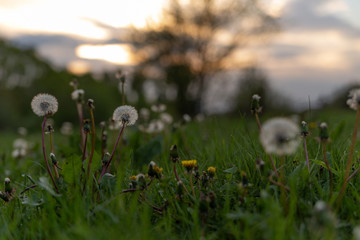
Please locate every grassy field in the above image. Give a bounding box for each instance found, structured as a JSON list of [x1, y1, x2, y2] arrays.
[[0, 108, 360, 239]]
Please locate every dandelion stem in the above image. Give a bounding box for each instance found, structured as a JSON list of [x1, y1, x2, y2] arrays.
[[303, 137, 310, 173], [173, 162, 180, 182], [76, 102, 85, 152], [52, 164, 59, 179], [173, 162, 190, 194], [322, 142, 333, 198], [86, 108, 96, 181], [49, 132, 59, 179], [190, 173, 195, 197], [346, 167, 360, 183], [20, 184, 38, 195], [279, 156, 288, 215], [101, 128, 106, 159], [42, 116, 58, 193], [99, 124, 126, 180], [268, 155, 279, 178], [49, 132, 54, 153], [269, 174, 290, 192], [121, 82, 125, 105], [82, 133, 88, 162], [336, 105, 360, 207], [255, 113, 262, 131]]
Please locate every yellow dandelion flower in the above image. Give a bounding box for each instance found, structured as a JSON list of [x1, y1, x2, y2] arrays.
[[181, 160, 197, 171], [207, 166, 216, 178], [129, 175, 137, 181], [154, 166, 163, 174]]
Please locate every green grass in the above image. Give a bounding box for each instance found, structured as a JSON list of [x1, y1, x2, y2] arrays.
[[1, 109, 360, 239]]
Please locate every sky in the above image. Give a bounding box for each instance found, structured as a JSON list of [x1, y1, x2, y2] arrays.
[[0, 0, 360, 110]]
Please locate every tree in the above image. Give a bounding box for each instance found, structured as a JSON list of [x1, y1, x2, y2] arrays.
[[130, 0, 278, 114]]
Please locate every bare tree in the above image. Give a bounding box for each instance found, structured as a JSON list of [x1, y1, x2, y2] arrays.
[[130, 0, 278, 114]]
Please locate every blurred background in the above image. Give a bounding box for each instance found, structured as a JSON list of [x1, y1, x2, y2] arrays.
[[0, 0, 359, 131]]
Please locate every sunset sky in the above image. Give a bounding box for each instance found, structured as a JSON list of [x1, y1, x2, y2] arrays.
[[0, 0, 360, 110]]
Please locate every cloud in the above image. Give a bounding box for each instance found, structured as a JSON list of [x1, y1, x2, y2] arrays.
[[255, 0, 360, 107], [281, 0, 360, 36]]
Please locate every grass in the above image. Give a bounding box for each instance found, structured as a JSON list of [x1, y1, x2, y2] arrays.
[[0, 108, 360, 239]]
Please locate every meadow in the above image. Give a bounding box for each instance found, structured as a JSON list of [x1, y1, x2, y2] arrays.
[[0, 91, 360, 240]]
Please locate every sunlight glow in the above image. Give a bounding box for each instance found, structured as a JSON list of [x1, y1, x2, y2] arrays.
[[263, 0, 292, 17], [76, 44, 134, 65], [0, 0, 166, 39], [67, 60, 90, 75]]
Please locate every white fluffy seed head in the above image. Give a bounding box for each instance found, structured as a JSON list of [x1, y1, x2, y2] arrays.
[[347, 88, 360, 110], [260, 117, 300, 156], [71, 89, 85, 101], [151, 104, 166, 113], [112, 105, 138, 126], [320, 122, 327, 129], [252, 94, 261, 101], [4, 178, 10, 184], [183, 114, 191, 123], [31, 93, 58, 117], [353, 226, 360, 240], [160, 113, 173, 124], [60, 122, 73, 135], [136, 173, 145, 181], [146, 120, 165, 133], [314, 200, 327, 212]]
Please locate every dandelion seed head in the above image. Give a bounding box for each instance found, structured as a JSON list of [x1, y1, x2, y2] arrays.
[[151, 104, 166, 112], [71, 89, 85, 101], [314, 200, 327, 212], [139, 108, 150, 121], [260, 117, 300, 156], [12, 149, 26, 159], [100, 121, 106, 129], [60, 122, 73, 135], [4, 178, 10, 184], [183, 114, 191, 123], [136, 173, 145, 181], [347, 88, 360, 110], [319, 122, 329, 141], [31, 93, 58, 116], [87, 99, 95, 109], [160, 113, 173, 124], [320, 122, 327, 129], [17, 127, 28, 136], [252, 94, 261, 101], [112, 105, 138, 126], [146, 119, 165, 133], [13, 138, 28, 150], [301, 121, 309, 137], [353, 226, 360, 240]]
